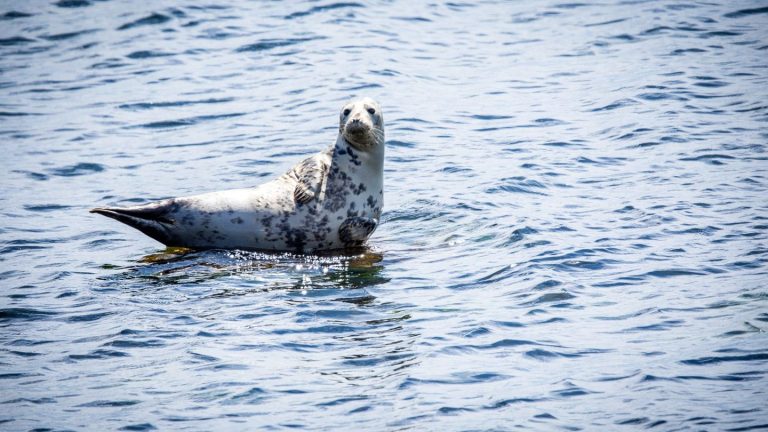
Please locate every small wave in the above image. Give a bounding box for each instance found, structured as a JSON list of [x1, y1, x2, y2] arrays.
[[285, 2, 364, 20], [48, 162, 104, 177], [0, 110, 41, 116], [77, 400, 141, 408], [130, 112, 245, 129], [486, 177, 548, 195], [104, 338, 166, 348], [1, 11, 33, 20], [118, 97, 234, 110], [675, 374, 763, 382], [465, 339, 546, 352], [236, 37, 325, 52], [126, 50, 175, 59], [681, 352, 768, 366], [67, 312, 114, 322], [6, 350, 43, 358], [118, 423, 157, 431], [54, 0, 90, 8], [525, 348, 582, 360], [584, 17, 629, 27], [23, 204, 72, 212], [522, 291, 577, 306], [702, 31, 743, 38], [68, 349, 130, 360], [340, 83, 383, 91], [724, 6, 768, 18], [118, 13, 172, 31], [680, 154, 737, 164], [439, 164, 472, 174], [483, 397, 546, 410], [0, 308, 58, 322], [341, 352, 416, 367], [386, 140, 415, 148], [590, 98, 638, 112], [437, 406, 474, 414], [531, 117, 566, 127], [623, 319, 684, 333], [669, 47, 707, 56], [392, 16, 432, 22], [637, 92, 688, 101], [40, 29, 99, 41], [370, 68, 399, 76], [469, 114, 516, 120], [0, 241, 50, 255], [0, 372, 43, 380], [0, 36, 35, 46]]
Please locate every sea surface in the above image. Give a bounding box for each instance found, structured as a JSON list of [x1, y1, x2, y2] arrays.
[[1, 1, 767, 430]]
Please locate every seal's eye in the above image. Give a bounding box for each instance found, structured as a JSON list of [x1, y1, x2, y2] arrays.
[[367, 108, 376, 115], [343, 109, 351, 116]]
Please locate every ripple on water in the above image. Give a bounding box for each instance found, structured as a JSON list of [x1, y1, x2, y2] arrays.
[[486, 176, 549, 195], [46, 162, 105, 177], [0, 308, 58, 322], [723, 6, 768, 18], [1, 0, 767, 430], [118, 97, 235, 110], [0, 36, 36, 46], [1, 11, 33, 20], [130, 113, 245, 129], [118, 423, 158, 431], [285, 2, 364, 20], [40, 29, 99, 41], [54, 0, 91, 8], [126, 50, 175, 59], [117, 13, 172, 31], [236, 37, 327, 53]]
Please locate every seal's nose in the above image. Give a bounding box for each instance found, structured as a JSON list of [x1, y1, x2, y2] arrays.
[[346, 117, 367, 136]]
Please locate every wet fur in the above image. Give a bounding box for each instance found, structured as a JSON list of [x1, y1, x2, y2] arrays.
[[91, 97, 385, 253]]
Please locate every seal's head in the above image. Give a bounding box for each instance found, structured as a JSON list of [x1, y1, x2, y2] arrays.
[[339, 97, 384, 151]]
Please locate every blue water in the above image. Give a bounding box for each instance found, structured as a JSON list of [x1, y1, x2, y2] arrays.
[[2, 1, 768, 430]]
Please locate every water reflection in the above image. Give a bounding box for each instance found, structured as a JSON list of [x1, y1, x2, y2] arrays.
[[101, 246, 389, 293]]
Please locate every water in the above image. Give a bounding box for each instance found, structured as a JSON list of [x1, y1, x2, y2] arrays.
[[1, 0, 767, 430]]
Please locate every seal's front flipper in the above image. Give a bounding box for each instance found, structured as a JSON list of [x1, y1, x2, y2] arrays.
[[292, 154, 329, 205], [339, 217, 378, 247]]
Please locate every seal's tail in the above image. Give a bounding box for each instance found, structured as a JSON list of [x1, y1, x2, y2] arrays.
[[90, 201, 177, 245]]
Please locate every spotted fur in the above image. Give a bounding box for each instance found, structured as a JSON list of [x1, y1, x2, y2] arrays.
[[91, 97, 385, 253]]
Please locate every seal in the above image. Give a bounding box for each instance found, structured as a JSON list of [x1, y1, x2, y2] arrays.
[[91, 97, 385, 253]]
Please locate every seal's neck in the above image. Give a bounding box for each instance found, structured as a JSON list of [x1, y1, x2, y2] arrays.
[[332, 134, 385, 175]]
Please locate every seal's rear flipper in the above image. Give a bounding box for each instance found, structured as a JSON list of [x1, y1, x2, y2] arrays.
[[90, 200, 177, 245]]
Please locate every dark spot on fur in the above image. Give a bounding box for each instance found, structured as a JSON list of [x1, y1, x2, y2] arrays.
[[347, 201, 359, 218], [346, 146, 361, 166], [261, 215, 273, 227], [181, 213, 196, 226], [354, 182, 367, 195], [277, 223, 308, 252]]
